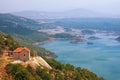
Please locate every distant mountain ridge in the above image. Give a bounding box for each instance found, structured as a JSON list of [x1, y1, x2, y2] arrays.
[[12, 8, 109, 19]]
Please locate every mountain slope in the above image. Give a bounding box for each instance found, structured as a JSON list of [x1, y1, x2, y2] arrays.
[[0, 14, 56, 57], [0, 13, 41, 34], [4, 58, 104, 80], [0, 32, 20, 53]]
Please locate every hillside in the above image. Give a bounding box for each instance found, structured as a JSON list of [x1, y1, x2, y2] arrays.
[[0, 32, 104, 80], [0, 32, 20, 79], [0, 15, 104, 80], [0, 13, 41, 31], [4, 58, 104, 80], [0, 32, 20, 54], [0, 13, 56, 57]]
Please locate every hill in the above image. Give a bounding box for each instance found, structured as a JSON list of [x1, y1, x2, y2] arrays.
[[0, 32, 20, 79], [0, 16, 105, 80], [0, 32, 20, 54], [0, 14, 56, 57], [0, 13, 41, 31], [4, 58, 104, 80]]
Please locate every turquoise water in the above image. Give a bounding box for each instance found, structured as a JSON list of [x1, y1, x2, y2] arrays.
[[39, 33, 120, 80]]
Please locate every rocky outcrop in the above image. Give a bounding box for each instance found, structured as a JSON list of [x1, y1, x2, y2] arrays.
[[11, 56, 52, 70], [31, 57, 52, 69]]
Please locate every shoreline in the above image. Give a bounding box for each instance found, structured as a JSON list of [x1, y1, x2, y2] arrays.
[[33, 38, 70, 45], [34, 29, 119, 45], [33, 38, 55, 45]]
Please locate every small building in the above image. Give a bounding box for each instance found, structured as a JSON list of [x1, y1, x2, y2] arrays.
[[13, 47, 30, 62]]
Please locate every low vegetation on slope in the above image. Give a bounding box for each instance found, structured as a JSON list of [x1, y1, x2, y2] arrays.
[[5, 58, 104, 80], [0, 32, 20, 54]]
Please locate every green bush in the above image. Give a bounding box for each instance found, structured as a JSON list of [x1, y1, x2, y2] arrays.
[[5, 59, 104, 80], [14, 69, 29, 80], [36, 67, 51, 80], [26, 65, 36, 76], [5, 64, 29, 80]]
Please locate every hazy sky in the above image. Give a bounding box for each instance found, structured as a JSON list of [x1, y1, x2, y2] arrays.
[[0, 0, 120, 15]]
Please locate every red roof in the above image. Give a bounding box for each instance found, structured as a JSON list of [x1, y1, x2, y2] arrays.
[[13, 47, 30, 53]]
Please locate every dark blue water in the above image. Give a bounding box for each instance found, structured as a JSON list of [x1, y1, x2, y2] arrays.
[[39, 33, 120, 80]]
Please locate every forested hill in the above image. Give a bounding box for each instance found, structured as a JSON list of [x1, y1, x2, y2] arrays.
[[0, 13, 40, 35], [0, 13, 56, 57]]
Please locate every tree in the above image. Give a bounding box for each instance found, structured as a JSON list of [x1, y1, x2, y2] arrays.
[[5, 64, 29, 80], [14, 69, 29, 80], [36, 67, 51, 80], [26, 65, 36, 76]]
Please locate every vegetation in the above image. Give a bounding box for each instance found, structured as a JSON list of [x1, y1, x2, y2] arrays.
[[0, 32, 20, 54], [12, 33, 56, 57], [36, 67, 51, 80], [52, 33, 75, 39], [44, 57, 104, 80], [5, 64, 29, 80], [0, 14, 105, 80], [0, 13, 41, 30], [5, 58, 104, 80], [0, 13, 56, 57], [0, 31, 56, 57]]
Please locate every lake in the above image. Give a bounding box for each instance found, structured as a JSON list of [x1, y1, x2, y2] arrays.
[[39, 33, 120, 80]]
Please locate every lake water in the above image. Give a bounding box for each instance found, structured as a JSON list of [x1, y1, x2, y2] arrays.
[[39, 33, 120, 80]]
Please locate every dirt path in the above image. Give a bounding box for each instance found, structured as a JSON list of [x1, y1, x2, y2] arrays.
[[0, 57, 13, 80]]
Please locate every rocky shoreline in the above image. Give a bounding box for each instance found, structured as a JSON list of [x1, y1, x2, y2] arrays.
[[34, 39, 55, 45]]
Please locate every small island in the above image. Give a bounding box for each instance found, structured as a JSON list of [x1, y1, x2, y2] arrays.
[[116, 36, 120, 42], [88, 36, 100, 40]]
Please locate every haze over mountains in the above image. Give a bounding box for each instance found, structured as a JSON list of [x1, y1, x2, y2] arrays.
[[12, 8, 117, 19]]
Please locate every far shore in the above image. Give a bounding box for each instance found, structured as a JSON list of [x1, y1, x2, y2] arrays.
[[33, 38, 70, 45], [33, 39, 55, 45]]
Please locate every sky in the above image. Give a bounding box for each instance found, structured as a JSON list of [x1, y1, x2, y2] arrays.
[[0, 0, 120, 15]]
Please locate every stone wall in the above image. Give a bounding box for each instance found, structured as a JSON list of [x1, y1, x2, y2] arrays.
[[13, 50, 30, 62]]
